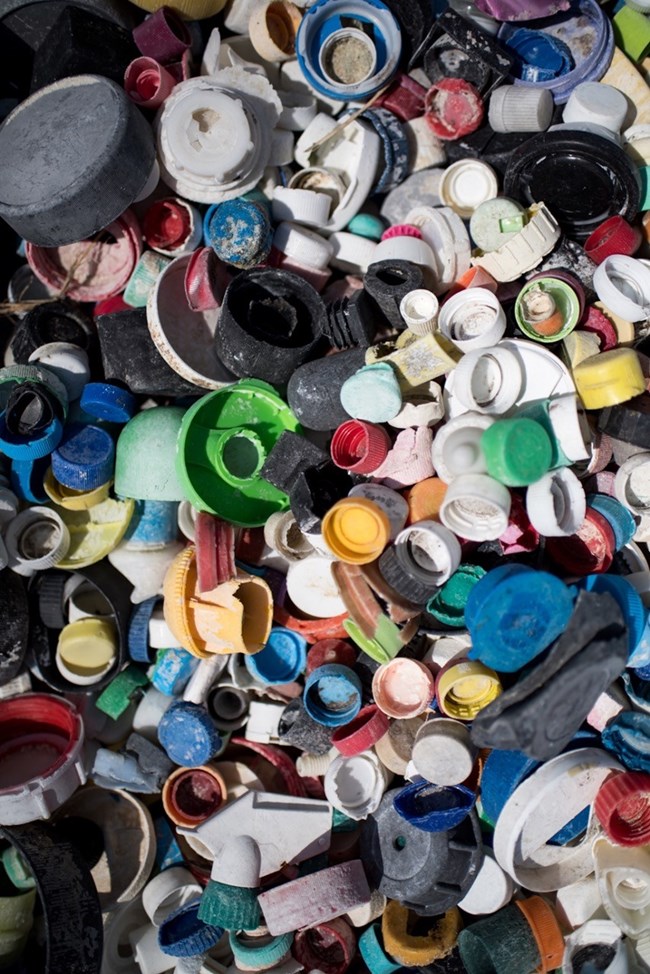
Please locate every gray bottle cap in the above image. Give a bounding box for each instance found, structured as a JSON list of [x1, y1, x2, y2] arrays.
[[0, 74, 155, 246]]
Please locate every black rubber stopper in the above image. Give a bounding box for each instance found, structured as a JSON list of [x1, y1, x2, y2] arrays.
[[363, 259, 424, 331], [325, 288, 379, 350], [504, 130, 641, 242], [287, 347, 366, 431], [30, 5, 138, 92], [215, 268, 327, 386]]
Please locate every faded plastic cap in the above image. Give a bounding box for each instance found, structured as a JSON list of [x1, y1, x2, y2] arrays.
[[115, 407, 186, 501]]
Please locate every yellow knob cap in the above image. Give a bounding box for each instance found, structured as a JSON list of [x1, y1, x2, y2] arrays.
[[322, 498, 390, 564], [573, 348, 646, 409], [437, 660, 502, 720]]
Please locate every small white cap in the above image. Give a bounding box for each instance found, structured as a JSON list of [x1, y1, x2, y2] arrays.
[[593, 255, 650, 322], [547, 394, 590, 463], [285, 555, 347, 618], [324, 751, 388, 821], [615, 452, 650, 513], [563, 920, 628, 974], [271, 186, 331, 228], [440, 473, 511, 541], [438, 287, 507, 352], [369, 234, 436, 274], [329, 232, 377, 274], [273, 221, 333, 270], [28, 342, 90, 402], [5, 506, 70, 576], [459, 850, 514, 915], [268, 127, 295, 167], [432, 411, 494, 483], [439, 160, 498, 220], [489, 85, 554, 133], [399, 289, 439, 335], [411, 718, 476, 785], [526, 467, 587, 537], [563, 82, 629, 134]]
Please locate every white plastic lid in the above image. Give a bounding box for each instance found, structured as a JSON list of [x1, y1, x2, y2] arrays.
[[324, 751, 386, 821], [285, 555, 347, 618], [526, 467, 587, 537], [369, 234, 435, 272], [489, 85, 553, 134], [411, 717, 476, 785], [403, 115, 446, 173], [438, 287, 507, 352], [164, 86, 253, 180], [399, 289, 439, 335], [394, 521, 462, 587], [440, 473, 511, 541], [28, 342, 90, 402], [615, 452, 650, 513], [432, 411, 494, 483], [593, 255, 650, 322], [271, 185, 331, 227], [439, 160, 498, 219], [563, 82, 629, 133], [459, 850, 515, 916], [452, 345, 524, 414]]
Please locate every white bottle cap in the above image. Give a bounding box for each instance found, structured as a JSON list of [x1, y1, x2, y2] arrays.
[[248, 1, 302, 63], [451, 345, 524, 415], [440, 473, 511, 542], [324, 751, 388, 821], [489, 85, 554, 134], [438, 287, 507, 352], [458, 850, 515, 916], [269, 127, 296, 166], [369, 234, 436, 274], [142, 867, 202, 926], [563, 82, 629, 133], [407, 204, 471, 295], [273, 221, 333, 270], [393, 521, 462, 588], [562, 920, 628, 974], [285, 555, 347, 618], [432, 411, 494, 483], [28, 342, 90, 402], [593, 255, 650, 322], [5, 506, 70, 576], [439, 160, 498, 220], [271, 185, 331, 228], [593, 836, 650, 937], [555, 875, 605, 930], [615, 452, 650, 513], [329, 232, 377, 274], [411, 717, 476, 785], [526, 467, 587, 537], [399, 289, 439, 335]]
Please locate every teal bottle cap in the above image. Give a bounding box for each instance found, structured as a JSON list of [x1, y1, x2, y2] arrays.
[[115, 407, 186, 501]]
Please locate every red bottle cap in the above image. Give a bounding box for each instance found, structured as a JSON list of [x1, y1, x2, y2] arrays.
[[143, 198, 192, 252], [546, 507, 615, 575], [595, 770, 650, 846], [424, 78, 485, 140], [306, 639, 357, 675], [330, 420, 391, 474], [584, 215, 643, 265], [331, 704, 391, 757]]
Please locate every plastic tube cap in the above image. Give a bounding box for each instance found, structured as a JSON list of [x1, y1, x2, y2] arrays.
[[489, 85, 553, 133], [440, 473, 512, 541], [438, 287, 507, 352], [563, 82, 629, 134]]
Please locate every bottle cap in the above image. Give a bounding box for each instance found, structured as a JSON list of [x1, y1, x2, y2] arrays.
[[381, 900, 461, 966], [573, 349, 646, 410], [515, 276, 581, 343], [324, 750, 388, 821], [303, 664, 363, 727], [424, 78, 485, 140], [399, 289, 439, 335], [526, 467, 587, 536], [244, 628, 307, 685], [584, 215, 643, 265], [115, 406, 186, 501], [124, 56, 177, 110], [472, 202, 561, 282], [0, 76, 155, 246], [162, 765, 227, 829], [488, 84, 553, 133], [133, 6, 191, 62], [593, 254, 650, 321], [514, 897, 565, 973], [295, 0, 402, 101], [451, 345, 524, 415], [615, 452, 650, 514], [432, 412, 493, 483], [330, 705, 390, 757], [158, 701, 222, 767], [481, 417, 553, 487], [5, 506, 70, 576], [546, 507, 616, 575], [595, 771, 650, 846], [439, 160, 498, 219], [411, 718, 477, 786], [372, 658, 435, 719], [436, 659, 502, 720], [142, 867, 202, 927], [56, 617, 118, 687], [393, 780, 476, 832], [330, 420, 391, 474], [51, 423, 115, 493], [322, 497, 390, 565], [439, 473, 512, 541], [563, 82, 628, 133], [469, 197, 527, 255], [129, 0, 227, 15], [438, 287, 507, 351]]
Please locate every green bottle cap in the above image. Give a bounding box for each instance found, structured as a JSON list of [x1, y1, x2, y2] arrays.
[[614, 5, 650, 61], [176, 379, 301, 527], [481, 418, 553, 488], [115, 407, 186, 501], [426, 564, 486, 627], [96, 665, 149, 720]]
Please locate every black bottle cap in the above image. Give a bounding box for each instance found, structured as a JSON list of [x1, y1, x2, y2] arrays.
[[260, 430, 328, 495], [11, 301, 96, 364], [325, 288, 379, 350], [287, 347, 366, 431], [0, 1, 136, 49], [364, 259, 424, 331], [96, 308, 207, 398], [597, 394, 650, 448], [504, 130, 641, 242], [215, 268, 327, 387], [470, 591, 628, 760], [30, 6, 138, 92]]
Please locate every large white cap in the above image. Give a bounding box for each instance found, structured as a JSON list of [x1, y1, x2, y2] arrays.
[[563, 82, 629, 134], [489, 85, 554, 133]]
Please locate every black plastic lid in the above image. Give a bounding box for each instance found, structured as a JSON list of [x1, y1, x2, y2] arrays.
[[504, 130, 641, 242], [11, 301, 95, 364]]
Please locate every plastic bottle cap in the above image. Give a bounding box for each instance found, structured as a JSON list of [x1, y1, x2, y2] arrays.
[[285, 555, 348, 618], [615, 453, 650, 513], [439, 160, 498, 219], [322, 498, 391, 565], [330, 420, 391, 474], [5, 506, 70, 576], [482, 417, 553, 487], [411, 718, 477, 785], [526, 467, 587, 537], [436, 659, 502, 720], [472, 203, 561, 282], [324, 751, 388, 821], [595, 771, 650, 846], [438, 287, 507, 352], [399, 289, 439, 335], [584, 215, 643, 265], [573, 348, 646, 410], [424, 78, 485, 140], [563, 82, 629, 133], [488, 84, 553, 133], [432, 411, 494, 482], [469, 197, 527, 255], [56, 618, 118, 686], [372, 658, 435, 719], [514, 896, 565, 972], [27, 343, 91, 404], [439, 473, 512, 541], [593, 255, 650, 321], [51, 423, 115, 493], [451, 345, 524, 415]]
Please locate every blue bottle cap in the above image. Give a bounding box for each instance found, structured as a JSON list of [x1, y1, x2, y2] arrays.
[[359, 923, 402, 974], [203, 198, 272, 269], [303, 663, 363, 727], [361, 108, 410, 194], [480, 748, 539, 825], [10, 457, 50, 503], [127, 597, 157, 664], [464, 563, 533, 631], [158, 701, 222, 766], [577, 573, 648, 660], [505, 27, 574, 82], [158, 899, 224, 958], [51, 423, 115, 491], [587, 493, 636, 550], [244, 627, 307, 685], [466, 566, 575, 673], [152, 649, 198, 697], [80, 382, 136, 424], [393, 781, 476, 832], [0, 412, 63, 460], [123, 499, 180, 548], [602, 711, 650, 772]]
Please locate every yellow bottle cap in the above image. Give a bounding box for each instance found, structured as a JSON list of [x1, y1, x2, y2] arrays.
[[127, 0, 227, 17], [163, 546, 210, 658], [572, 347, 646, 410], [322, 498, 390, 564], [437, 659, 502, 720], [57, 618, 118, 685], [382, 899, 462, 966], [54, 497, 134, 570], [44, 468, 111, 511]]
